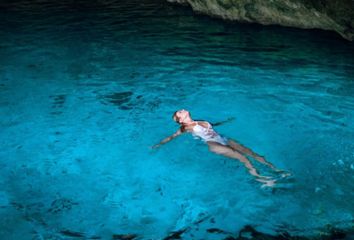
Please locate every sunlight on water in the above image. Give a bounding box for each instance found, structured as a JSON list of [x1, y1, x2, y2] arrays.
[[0, 0, 353, 239]]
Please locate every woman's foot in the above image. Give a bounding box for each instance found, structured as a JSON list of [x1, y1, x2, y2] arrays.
[[273, 169, 292, 178], [259, 160, 292, 178], [249, 169, 272, 180], [256, 178, 277, 188]]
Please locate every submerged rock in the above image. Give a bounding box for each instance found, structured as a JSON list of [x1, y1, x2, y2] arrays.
[[167, 0, 354, 41], [102, 91, 134, 110], [112, 234, 138, 240]]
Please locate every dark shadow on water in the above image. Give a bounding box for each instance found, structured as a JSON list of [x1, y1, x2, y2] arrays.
[[109, 224, 354, 240]]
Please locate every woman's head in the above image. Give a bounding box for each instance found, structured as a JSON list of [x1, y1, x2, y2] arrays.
[[172, 109, 192, 124]]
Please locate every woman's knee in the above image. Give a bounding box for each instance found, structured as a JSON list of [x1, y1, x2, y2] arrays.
[[208, 142, 220, 152], [208, 144, 220, 154]]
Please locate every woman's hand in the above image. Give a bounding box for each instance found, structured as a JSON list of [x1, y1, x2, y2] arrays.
[[227, 117, 235, 122], [151, 128, 182, 150], [151, 144, 160, 149]]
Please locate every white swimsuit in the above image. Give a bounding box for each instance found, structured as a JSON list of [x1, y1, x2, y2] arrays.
[[192, 122, 228, 145]]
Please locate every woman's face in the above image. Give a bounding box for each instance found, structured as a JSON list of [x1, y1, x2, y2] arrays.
[[174, 109, 190, 123]]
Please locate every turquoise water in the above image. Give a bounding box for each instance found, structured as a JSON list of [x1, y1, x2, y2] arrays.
[[0, 0, 354, 239]]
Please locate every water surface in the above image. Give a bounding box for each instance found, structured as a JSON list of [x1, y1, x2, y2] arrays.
[[0, 0, 353, 239]]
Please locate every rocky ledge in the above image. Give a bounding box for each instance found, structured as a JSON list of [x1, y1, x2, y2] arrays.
[[167, 0, 354, 41]]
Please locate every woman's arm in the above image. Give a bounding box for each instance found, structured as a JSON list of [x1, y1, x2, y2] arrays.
[[151, 128, 183, 149], [211, 117, 235, 127]]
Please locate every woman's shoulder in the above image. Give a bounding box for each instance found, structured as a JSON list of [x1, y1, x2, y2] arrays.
[[196, 121, 212, 128]]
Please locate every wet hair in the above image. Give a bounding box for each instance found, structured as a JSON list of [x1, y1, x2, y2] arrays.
[[172, 111, 179, 122], [172, 110, 191, 124]]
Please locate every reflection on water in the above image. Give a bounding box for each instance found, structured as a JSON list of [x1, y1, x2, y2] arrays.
[[0, 0, 353, 239]]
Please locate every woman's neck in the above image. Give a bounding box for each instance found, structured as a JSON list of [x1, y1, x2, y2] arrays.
[[181, 119, 195, 126]]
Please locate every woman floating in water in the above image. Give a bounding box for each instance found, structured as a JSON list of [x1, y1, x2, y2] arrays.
[[152, 109, 286, 187]]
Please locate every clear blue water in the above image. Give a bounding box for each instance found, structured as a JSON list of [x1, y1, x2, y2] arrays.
[[0, 0, 354, 239]]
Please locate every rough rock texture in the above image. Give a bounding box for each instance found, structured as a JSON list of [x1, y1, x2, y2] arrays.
[[167, 0, 354, 40]]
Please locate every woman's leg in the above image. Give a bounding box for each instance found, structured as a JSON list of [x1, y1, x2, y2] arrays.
[[227, 139, 279, 171], [207, 142, 271, 180]]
